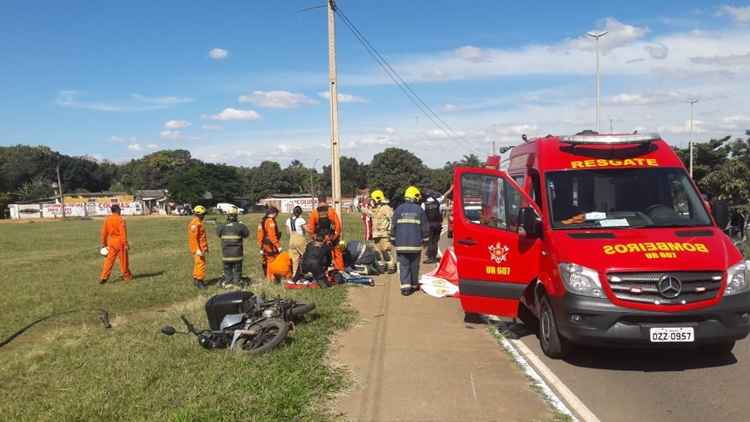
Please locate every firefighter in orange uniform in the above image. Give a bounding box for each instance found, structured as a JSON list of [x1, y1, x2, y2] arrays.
[[188, 205, 209, 289], [307, 196, 344, 271], [99, 204, 133, 284], [257, 207, 282, 281]]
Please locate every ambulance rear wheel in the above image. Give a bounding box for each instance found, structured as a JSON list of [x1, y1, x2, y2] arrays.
[[539, 295, 570, 359]]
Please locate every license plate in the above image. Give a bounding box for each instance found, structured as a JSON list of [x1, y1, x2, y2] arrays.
[[649, 327, 694, 343]]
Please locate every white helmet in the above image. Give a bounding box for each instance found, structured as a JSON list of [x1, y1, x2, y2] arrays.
[[100, 247, 109, 257]]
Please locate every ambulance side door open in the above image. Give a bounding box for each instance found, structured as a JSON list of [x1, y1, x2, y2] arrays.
[[453, 167, 542, 318]]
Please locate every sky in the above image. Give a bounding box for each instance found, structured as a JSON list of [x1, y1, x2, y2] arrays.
[[1, 1, 749, 168]]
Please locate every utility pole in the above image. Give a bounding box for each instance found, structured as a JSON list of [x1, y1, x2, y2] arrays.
[[688, 98, 699, 178], [327, 0, 342, 216], [56, 163, 65, 219], [492, 140, 496, 155], [587, 31, 608, 132], [609, 118, 614, 133]]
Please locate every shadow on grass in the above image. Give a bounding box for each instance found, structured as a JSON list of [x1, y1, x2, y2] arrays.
[[204, 276, 254, 287], [131, 271, 165, 280]]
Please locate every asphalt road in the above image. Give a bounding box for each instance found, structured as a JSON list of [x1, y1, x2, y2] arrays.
[[440, 235, 750, 422], [516, 321, 750, 422]]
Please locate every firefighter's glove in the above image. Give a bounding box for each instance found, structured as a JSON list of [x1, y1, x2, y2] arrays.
[[195, 250, 204, 257]]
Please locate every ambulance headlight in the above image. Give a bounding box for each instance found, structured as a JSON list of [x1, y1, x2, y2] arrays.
[[559, 263, 604, 298], [724, 261, 750, 296]]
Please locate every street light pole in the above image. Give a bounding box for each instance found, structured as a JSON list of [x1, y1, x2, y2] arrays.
[[587, 31, 608, 132], [327, 0, 342, 216], [688, 98, 699, 178]]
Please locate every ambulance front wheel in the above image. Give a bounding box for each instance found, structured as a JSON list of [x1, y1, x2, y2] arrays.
[[539, 295, 571, 359]]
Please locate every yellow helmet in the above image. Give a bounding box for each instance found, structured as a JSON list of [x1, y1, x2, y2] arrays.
[[338, 240, 347, 250], [404, 186, 421, 201], [193, 205, 207, 215], [226, 206, 239, 216], [370, 189, 385, 202]]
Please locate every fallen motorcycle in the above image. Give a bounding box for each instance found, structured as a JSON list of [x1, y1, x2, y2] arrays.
[[161, 291, 315, 354]]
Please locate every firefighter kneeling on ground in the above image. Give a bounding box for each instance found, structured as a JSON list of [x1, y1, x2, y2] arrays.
[[257, 207, 282, 282], [367, 189, 397, 274], [216, 206, 250, 288], [307, 196, 344, 271], [392, 186, 429, 296], [340, 239, 382, 275], [297, 234, 333, 287], [267, 250, 295, 284]]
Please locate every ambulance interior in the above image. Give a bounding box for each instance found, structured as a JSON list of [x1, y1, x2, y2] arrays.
[[546, 168, 712, 229]]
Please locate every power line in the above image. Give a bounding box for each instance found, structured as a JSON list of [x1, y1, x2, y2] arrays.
[[333, 4, 472, 149]]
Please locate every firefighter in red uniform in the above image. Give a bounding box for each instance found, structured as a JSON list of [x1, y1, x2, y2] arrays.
[[307, 196, 345, 271], [257, 207, 282, 281]]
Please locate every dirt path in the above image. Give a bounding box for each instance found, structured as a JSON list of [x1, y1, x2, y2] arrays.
[[332, 270, 552, 422]]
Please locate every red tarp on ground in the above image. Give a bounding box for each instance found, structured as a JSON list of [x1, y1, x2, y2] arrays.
[[419, 250, 460, 298]]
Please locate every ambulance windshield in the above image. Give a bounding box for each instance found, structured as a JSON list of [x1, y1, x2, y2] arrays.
[[546, 168, 712, 229]]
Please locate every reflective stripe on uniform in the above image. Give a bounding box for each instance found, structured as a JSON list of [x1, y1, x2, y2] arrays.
[[396, 245, 422, 252], [397, 218, 421, 224], [222, 256, 243, 262], [221, 235, 242, 240], [400, 284, 412, 289]]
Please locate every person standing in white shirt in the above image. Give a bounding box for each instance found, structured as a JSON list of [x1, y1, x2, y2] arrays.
[[285, 206, 308, 277]]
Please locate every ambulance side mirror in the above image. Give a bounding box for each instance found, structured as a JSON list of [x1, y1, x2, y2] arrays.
[[711, 200, 729, 230], [518, 207, 542, 239]]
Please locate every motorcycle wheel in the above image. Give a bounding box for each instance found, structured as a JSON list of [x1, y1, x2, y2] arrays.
[[289, 303, 315, 319], [238, 319, 289, 354]]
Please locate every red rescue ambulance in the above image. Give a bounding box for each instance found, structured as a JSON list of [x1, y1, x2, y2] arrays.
[[452, 131, 750, 358]]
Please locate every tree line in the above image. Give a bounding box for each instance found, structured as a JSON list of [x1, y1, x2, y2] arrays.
[[673, 131, 750, 209], [0, 145, 482, 215], [5, 131, 745, 217]]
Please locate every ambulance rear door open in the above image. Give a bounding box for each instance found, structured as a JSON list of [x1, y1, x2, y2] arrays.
[[452, 167, 542, 318]]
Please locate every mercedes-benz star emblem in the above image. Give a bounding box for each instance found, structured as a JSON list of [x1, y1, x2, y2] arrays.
[[657, 275, 682, 299]]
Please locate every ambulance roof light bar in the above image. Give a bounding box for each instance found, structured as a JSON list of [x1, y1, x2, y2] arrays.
[[560, 131, 661, 145]]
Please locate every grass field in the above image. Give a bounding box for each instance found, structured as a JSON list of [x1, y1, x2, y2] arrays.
[[0, 213, 363, 421]]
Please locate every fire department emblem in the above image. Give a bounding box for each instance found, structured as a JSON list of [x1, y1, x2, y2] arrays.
[[488, 242, 510, 264]]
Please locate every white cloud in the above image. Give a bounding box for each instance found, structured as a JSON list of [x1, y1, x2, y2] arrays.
[[239, 90, 317, 108], [492, 124, 538, 136], [659, 120, 707, 134], [209, 48, 229, 60], [210, 108, 261, 121], [127, 144, 142, 151], [718, 5, 750, 23], [57, 91, 194, 112], [131, 94, 194, 105], [317, 91, 368, 103], [160, 130, 184, 140], [343, 18, 750, 85], [146, 144, 160, 150], [566, 18, 650, 53], [606, 91, 687, 106], [690, 52, 750, 66], [644, 43, 669, 59], [164, 119, 191, 129], [456, 46, 488, 63], [384, 127, 396, 134], [110, 135, 137, 143], [723, 115, 750, 123]]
